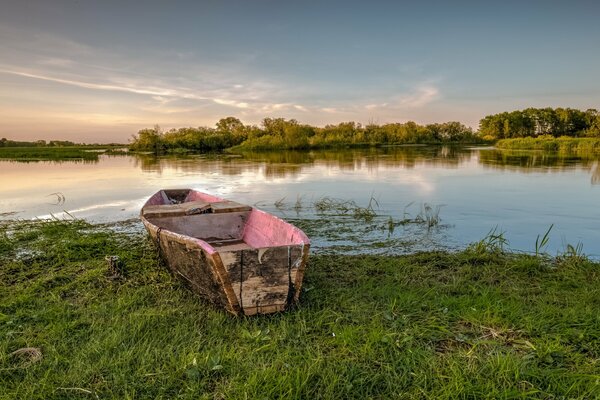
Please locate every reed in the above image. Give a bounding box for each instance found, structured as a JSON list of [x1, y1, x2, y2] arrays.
[[395, 202, 443, 229], [313, 196, 379, 222], [534, 224, 553, 257]]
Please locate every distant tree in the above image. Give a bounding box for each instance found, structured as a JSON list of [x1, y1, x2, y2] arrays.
[[262, 117, 296, 137], [479, 108, 598, 139], [130, 125, 165, 153], [216, 116, 243, 133], [216, 117, 248, 145]]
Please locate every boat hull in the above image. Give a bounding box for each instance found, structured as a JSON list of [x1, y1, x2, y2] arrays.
[[141, 189, 310, 316]]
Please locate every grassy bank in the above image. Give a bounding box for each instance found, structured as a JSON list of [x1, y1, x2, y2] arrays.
[[1, 220, 599, 398], [496, 136, 600, 153]]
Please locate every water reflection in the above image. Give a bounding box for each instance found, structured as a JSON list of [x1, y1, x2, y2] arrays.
[[130, 146, 600, 184], [479, 149, 595, 168], [592, 162, 600, 185], [2, 146, 599, 257], [132, 147, 467, 176]]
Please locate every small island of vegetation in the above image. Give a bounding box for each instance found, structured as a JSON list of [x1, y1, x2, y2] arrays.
[[0, 139, 125, 162]]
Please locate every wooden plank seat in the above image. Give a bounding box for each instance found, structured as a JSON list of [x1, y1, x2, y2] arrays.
[[142, 200, 251, 218], [210, 201, 252, 214]]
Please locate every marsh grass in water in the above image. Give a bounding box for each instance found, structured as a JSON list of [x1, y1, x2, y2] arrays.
[[269, 196, 449, 254], [395, 203, 443, 229], [496, 136, 600, 153], [1, 219, 600, 398], [290, 196, 380, 222]]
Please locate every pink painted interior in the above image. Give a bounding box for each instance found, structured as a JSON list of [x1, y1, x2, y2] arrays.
[[145, 191, 166, 206], [184, 191, 224, 203], [142, 189, 310, 250], [242, 209, 309, 248]]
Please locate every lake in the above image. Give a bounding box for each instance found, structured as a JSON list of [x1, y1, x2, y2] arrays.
[[1, 146, 599, 257]]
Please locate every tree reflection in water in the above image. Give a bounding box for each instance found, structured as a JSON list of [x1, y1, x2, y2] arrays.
[[131, 146, 600, 185]]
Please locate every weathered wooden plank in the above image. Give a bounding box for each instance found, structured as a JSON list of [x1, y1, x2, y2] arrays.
[[293, 244, 310, 302], [243, 302, 287, 316], [145, 212, 249, 240], [142, 201, 211, 218], [239, 247, 290, 315], [210, 200, 252, 214], [143, 200, 249, 218], [219, 245, 306, 314], [220, 250, 243, 309], [158, 231, 230, 309]]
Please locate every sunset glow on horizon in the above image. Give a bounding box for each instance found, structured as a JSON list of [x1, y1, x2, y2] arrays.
[[1, 1, 599, 142]]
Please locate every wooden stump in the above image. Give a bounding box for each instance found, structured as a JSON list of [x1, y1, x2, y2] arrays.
[[105, 255, 122, 278]]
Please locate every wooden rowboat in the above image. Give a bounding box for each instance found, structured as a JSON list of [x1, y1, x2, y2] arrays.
[[140, 189, 310, 316]]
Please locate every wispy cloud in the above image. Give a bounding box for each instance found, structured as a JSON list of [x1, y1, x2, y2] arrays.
[[0, 67, 305, 113], [365, 103, 388, 110], [0, 26, 446, 140], [37, 57, 75, 67], [396, 85, 439, 107], [0, 27, 309, 114], [0, 69, 209, 99], [213, 98, 250, 109]]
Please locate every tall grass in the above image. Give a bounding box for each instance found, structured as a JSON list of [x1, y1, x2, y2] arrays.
[[496, 136, 600, 153]]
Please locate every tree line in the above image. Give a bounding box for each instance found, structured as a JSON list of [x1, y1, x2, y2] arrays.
[[130, 108, 600, 153], [4, 107, 599, 152], [479, 108, 600, 139], [129, 117, 478, 153]]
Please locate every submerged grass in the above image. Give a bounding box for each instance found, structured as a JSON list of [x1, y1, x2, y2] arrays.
[[1, 220, 600, 399]]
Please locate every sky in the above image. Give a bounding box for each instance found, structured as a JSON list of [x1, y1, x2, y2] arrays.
[[1, 0, 599, 142]]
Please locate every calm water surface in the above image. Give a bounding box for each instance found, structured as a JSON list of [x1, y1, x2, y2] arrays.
[[1, 146, 599, 257]]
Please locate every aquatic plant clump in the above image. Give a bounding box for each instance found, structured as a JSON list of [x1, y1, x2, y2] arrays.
[[313, 196, 379, 221]]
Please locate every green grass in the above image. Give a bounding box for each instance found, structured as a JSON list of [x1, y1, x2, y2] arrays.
[[1, 220, 600, 399], [496, 136, 600, 153], [0, 146, 123, 162]]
